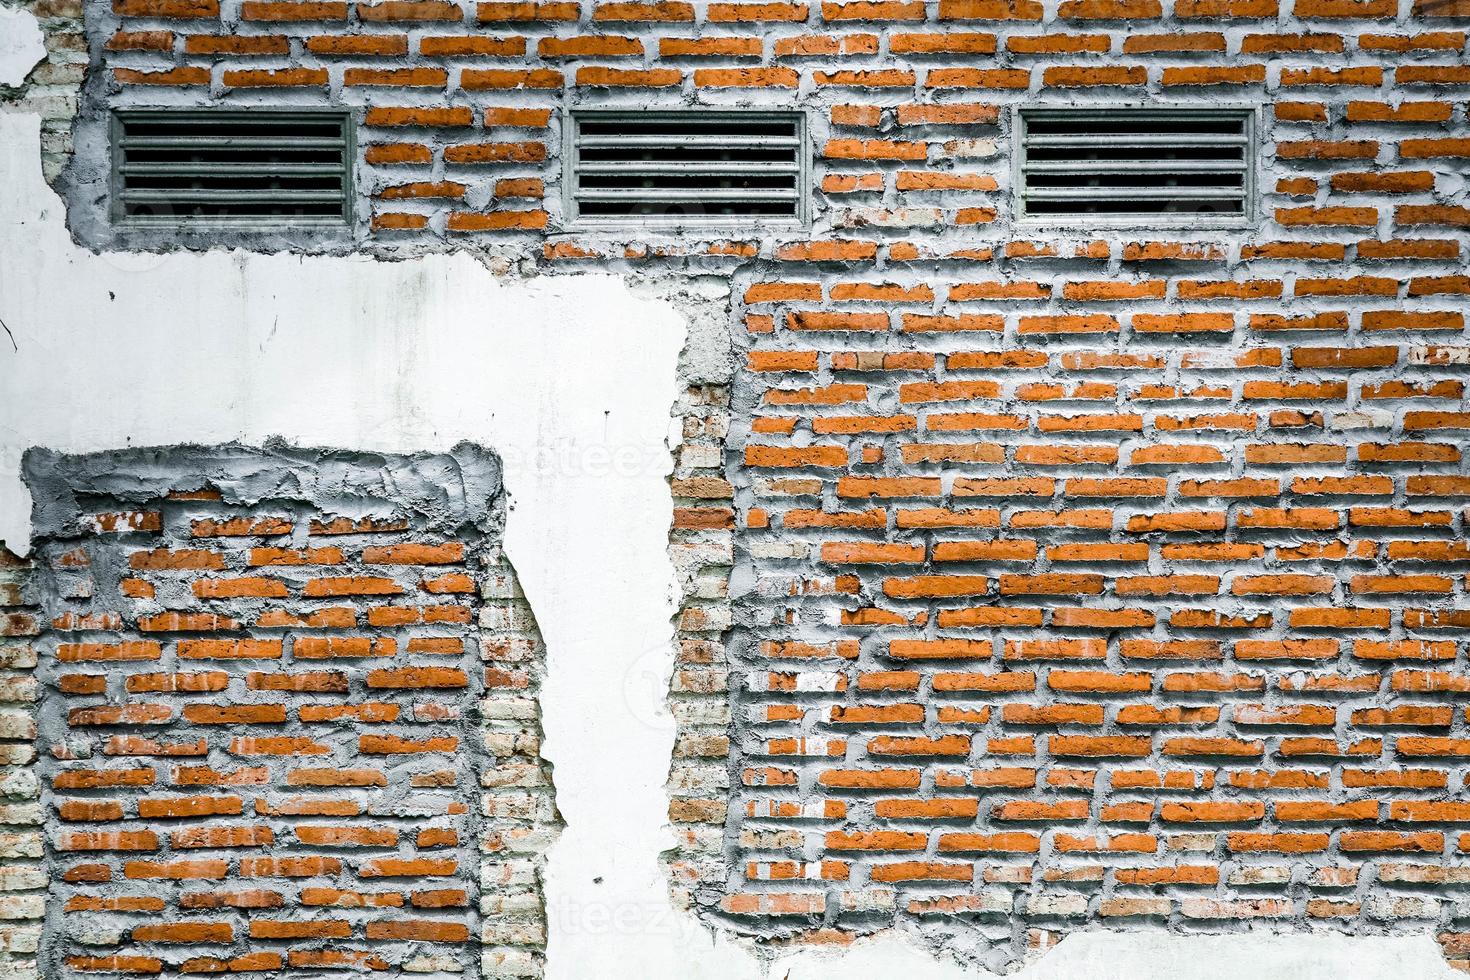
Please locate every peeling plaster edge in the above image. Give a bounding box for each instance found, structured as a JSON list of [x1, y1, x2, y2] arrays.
[[0, 4, 44, 90]]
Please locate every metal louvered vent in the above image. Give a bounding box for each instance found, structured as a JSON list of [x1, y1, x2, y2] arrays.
[[112, 110, 353, 226], [567, 110, 808, 226], [1016, 107, 1257, 227]]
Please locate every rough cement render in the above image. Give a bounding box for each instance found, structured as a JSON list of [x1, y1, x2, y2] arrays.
[[638, 274, 739, 389], [23, 442, 506, 541]]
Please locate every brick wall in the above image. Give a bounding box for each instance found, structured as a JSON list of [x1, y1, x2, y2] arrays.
[[667, 381, 740, 911], [20, 446, 554, 980], [715, 255, 1470, 968], [8, 0, 1470, 969]]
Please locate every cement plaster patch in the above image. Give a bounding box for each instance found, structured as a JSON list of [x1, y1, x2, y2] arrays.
[[0, 112, 1462, 980], [23, 442, 505, 540]]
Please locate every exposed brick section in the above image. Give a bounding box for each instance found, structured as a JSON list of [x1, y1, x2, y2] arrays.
[[3, 0, 88, 183], [26, 448, 554, 980], [716, 250, 1470, 965], [477, 551, 556, 979], [667, 382, 739, 911]]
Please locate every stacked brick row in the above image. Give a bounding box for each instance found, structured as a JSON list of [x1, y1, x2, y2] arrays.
[[33, 484, 492, 978], [0, 549, 42, 980]]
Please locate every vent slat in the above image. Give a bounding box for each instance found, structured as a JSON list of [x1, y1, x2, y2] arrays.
[[570, 110, 807, 224], [577, 134, 802, 149], [1024, 161, 1248, 175], [1017, 107, 1256, 226], [576, 162, 802, 176], [113, 110, 352, 226], [1024, 134, 1249, 148], [120, 163, 345, 177], [576, 188, 800, 202], [119, 137, 346, 150], [120, 189, 346, 204], [1026, 188, 1248, 201]]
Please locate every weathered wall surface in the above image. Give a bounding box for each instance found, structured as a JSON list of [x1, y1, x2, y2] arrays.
[[2, 0, 1470, 958], [0, 4, 46, 88]]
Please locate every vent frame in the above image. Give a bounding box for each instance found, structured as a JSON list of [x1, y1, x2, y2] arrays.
[[110, 108, 355, 230], [1012, 104, 1260, 230], [564, 108, 811, 230]]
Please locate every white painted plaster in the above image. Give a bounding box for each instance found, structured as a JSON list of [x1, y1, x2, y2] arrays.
[[0, 113, 1460, 980], [0, 5, 44, 89]]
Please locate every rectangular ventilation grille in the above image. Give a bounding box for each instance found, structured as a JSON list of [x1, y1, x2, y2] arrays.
[[569, 111, 807, 224], [1017, 107, 1255, 225], [113, 110, 352, 225]]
